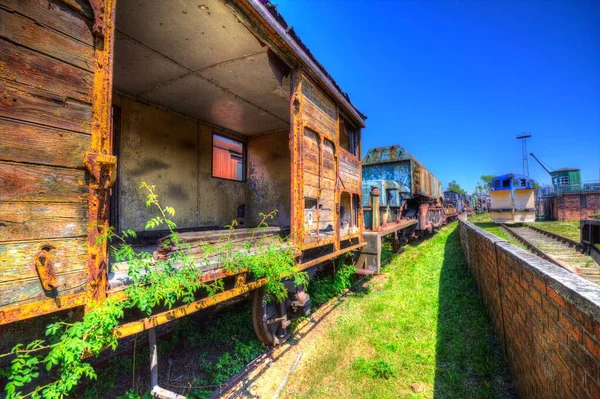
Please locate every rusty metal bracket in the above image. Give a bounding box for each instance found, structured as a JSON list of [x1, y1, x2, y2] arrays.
[[34, 247, 59, 291], [89, 0, 106, 37], [234, 273, 247, 289], [84, 152, 117, 190]]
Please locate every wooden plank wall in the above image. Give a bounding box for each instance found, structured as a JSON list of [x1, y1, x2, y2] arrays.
[[300, 77, 339, 248], [0, 0, 94, 309]]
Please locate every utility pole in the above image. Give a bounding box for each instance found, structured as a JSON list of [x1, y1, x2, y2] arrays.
[[517, 133, 531, 176]]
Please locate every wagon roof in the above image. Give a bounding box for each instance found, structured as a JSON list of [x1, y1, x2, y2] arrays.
[[362, 145, 420, 166], [493, 173, 534, 182], [255, 1, 367, 125], [552, 167, 580, 172]]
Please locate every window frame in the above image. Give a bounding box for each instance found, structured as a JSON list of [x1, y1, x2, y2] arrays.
[[338, 115, 360, 158], [211, 133, 246, 182]]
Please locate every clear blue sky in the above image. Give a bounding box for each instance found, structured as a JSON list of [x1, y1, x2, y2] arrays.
[[275, 0, 600, 192]]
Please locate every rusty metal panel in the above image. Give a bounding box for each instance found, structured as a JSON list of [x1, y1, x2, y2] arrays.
[[86, 0, 117, 304]]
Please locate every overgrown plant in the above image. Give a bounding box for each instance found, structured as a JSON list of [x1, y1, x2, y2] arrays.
[[307, 260, 356, 308], [1, 183, 304, 398]]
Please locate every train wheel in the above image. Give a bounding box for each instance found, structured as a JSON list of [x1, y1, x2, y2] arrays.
[[252, 287, 291, 346]]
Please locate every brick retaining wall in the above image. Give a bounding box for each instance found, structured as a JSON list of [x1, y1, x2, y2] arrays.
[[553, 193, 600, 221], [459, 218, 600, 398]]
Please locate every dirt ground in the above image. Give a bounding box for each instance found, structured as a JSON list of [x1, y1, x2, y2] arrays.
[[221, 278, 376, 399]]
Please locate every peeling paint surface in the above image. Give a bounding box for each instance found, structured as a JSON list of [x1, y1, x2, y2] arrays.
[[247, 132, 291, 227]]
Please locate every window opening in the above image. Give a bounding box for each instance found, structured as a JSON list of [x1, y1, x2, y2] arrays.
[[212, 134, 244, 181], [305, 198, 318, 209], [339, 116, 359, 157]]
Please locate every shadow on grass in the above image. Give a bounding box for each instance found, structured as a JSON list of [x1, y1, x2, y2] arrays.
[[434, 227, 517, 399]]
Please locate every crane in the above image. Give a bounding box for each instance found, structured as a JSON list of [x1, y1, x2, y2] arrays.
[[529, 153, 552, 176]]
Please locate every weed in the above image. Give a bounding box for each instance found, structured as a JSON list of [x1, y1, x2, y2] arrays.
[[352, 357, 396, 379], [307, 264, 356, 308]]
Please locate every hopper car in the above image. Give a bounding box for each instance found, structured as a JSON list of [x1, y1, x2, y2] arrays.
[[490, 174, 536, 223], [356, 145, 446, 273], [0, 0, 375, 377]]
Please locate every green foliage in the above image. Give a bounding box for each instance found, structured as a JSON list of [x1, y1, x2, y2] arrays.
[[2, 183, 300, 399], [81, 356, 133, 398], [352, 357, 396, 379], [219, 210, 307, 303], [115, 389, 146, 399], [307, 263, 356, 308], [480, 175, 497, 193], [447, 180, 467, 196]]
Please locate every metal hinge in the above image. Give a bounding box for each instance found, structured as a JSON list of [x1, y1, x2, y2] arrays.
[[84, 152, 117, 190], [89, 0, 106, 37]]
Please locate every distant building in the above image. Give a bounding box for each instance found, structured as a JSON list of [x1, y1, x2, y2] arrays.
[[537, 168, 600, 220]]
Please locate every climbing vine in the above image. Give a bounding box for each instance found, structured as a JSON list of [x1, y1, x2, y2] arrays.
[[1, 183, 305, 398]]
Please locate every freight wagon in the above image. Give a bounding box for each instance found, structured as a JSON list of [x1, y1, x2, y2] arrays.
[[0, 0, 367, 378], [356, 145, 445, 272]]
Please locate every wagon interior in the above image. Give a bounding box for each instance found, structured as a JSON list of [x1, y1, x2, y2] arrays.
[[109, 1, 293, 283]]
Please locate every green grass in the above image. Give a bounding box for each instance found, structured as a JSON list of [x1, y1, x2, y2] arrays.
[[527, 220, 580, 241], [281, 224, 515, 399], [465, 213, 522, 247], [468, 213, 581, 244]]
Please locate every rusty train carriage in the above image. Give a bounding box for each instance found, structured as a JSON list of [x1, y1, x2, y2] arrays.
[[0, 0, 366, 345]]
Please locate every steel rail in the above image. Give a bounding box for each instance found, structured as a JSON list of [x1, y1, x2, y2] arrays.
[[500, 224, 574, 273], [524, 224, 581, 249]]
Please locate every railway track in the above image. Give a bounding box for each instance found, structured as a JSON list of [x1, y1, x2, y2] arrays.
[[501, 224, 600, 284]]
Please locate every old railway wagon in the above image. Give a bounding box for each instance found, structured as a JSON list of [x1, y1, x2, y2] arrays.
[[0, 0, 366, 351], [490, 174, 536, 223], [357, 145, 445, 272]]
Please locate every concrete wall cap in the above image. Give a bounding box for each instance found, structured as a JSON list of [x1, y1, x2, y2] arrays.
[[459, 219, 600, 320]]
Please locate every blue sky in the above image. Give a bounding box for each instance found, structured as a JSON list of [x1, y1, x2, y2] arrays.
[[275, 0, 600, 192]]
